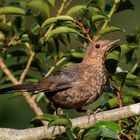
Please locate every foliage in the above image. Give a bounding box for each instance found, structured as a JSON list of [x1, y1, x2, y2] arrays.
[[0, 0, 140, 139]]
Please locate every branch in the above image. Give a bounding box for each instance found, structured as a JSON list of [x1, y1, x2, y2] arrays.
[[19, 43, 35, 83], [0, 103, 140, 140], [0, 57, 47, 125]]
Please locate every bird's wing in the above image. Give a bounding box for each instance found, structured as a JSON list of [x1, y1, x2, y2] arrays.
[[35, 65, 80, 93], [0, 64, 81, 94]]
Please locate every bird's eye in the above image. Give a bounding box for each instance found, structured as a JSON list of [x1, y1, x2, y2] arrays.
[[95, 44, 100, 49]]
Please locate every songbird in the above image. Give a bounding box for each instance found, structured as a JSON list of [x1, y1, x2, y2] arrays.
[[0, 39, 120, 110]]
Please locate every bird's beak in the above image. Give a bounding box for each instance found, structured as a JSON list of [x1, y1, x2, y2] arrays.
[[108, 39, 120, 48], [103, 39, 120, 53]]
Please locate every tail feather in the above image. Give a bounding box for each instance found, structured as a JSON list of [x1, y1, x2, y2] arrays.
[[0, 84, 37, 94]]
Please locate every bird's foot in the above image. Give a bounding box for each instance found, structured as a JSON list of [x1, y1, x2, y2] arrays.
[[87, 108, 103, 124]]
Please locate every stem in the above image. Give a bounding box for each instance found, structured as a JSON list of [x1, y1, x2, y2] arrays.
[[45, 57, 67, 77], [94, 2, 118, 41], [57, 0, 67, 15], [19, 43, 35, 83], [44, 0, 67, 39], [101, 2, 117, 30], [130, 62, 139, 74]]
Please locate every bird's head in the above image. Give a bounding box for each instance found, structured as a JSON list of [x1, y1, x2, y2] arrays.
[[83, 39, 120, 63]]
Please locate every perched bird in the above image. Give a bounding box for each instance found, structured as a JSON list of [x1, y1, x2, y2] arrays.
[[0, 39, 119, 110]]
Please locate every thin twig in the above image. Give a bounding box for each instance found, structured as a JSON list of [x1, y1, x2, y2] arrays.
[[94, 1, 118, 41], [44, 0, 67, 39], [19, 43, 35, 83], [57, 0, 67, 15], [101, 2, 117, 30]]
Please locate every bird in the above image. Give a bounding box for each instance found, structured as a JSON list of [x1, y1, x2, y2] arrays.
[[0, 39, 120, 110]]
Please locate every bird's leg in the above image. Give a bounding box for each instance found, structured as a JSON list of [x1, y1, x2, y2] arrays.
[[87, 108, 103, 124], [76, 107, 102, 124], [110, 85, 122, 107]]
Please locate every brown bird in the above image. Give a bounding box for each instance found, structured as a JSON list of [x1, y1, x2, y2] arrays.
[[0, 39, 119, 110]]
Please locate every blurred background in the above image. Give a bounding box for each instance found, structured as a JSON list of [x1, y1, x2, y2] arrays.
[[0, 0, 140, 129]]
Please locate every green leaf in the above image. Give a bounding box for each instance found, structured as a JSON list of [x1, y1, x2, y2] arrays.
[[48, 118, 70, 127], [71, 52, 84, 58], [94, 121, 122, 132], [42, 15, 74, 28], [0, 6, 25, 15], [121, 44, 137, 55], [98, 127, 120, 139], [125, 74, 140, 87], [92, 14, 109, 22], [122, 86, 140, 97], [58, 33, 71, 46], [98, 26, 125, 36], [83, 128, 102, 140], [45, 26, 79, 41], [106, 50, 120, 60], [86, 0, 106, 10], [35, 114, 59, 122], [27, 0, 50, 24], [83, 123, 120, 140], [66, 5, 86, 16], [116, 0, 134, 12], [48, 0, 56, 6]]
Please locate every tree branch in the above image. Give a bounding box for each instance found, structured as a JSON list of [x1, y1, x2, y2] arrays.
[[0, 103, 140, 140], [0, 57, 47, 125]]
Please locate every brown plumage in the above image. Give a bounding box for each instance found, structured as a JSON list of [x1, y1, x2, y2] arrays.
[[0, 39, 119, 109]]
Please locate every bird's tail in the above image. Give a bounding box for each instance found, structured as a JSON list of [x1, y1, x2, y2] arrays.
[[0, 84, 37, 94]]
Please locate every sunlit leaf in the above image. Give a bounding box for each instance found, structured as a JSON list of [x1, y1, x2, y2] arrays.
[[48, 118, 70, 127], [94, 121, 122, 132], [42, 15, 74, 28], [27, 0, 50, 24], [45, 26, 79, 41], [98, 127, 120, 139], [92, 14, 109, 22], [98, 26, 125, 36], [66, 5, 86, 16], [35, 114, 59, 122], [120, 44, 137, 55], [0, 6, 25, 15]]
